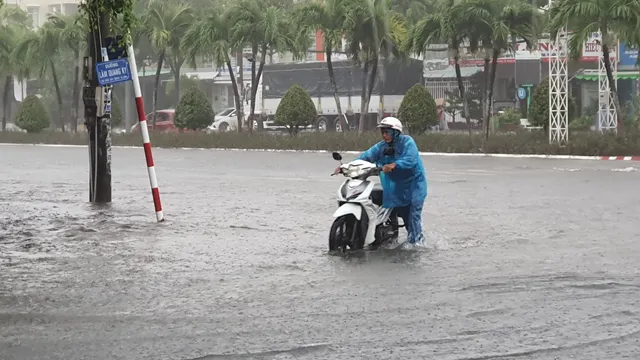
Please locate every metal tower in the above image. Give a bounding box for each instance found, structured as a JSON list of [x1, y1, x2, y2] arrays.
[[598, 34, 617, 132], [548, 0, 569, 145]]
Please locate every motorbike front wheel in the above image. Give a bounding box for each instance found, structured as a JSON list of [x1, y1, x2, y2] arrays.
[[328, 214, 363, 252]]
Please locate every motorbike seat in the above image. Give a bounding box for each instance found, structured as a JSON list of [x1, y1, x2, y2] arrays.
[[370, 186, 383, 206]]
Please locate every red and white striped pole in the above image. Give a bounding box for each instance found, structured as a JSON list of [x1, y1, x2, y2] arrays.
[[126, 43, 164, 222]]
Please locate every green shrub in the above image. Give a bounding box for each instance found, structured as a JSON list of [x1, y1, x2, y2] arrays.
[[529, 79, 578, 130], [174, 87, 214, 130], [397, 84, 437, 134], [569, 115, 593, 131], [14, 95, 50, 133], [274, 84, 317, 135], [496, 107, 522, 128]]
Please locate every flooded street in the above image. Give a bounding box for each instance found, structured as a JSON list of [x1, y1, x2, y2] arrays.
[[1, 144, 640, 360]]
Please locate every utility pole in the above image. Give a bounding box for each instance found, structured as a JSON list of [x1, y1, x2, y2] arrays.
[[82, 4, 112, 203]]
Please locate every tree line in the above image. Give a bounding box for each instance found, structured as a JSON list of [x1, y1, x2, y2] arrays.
[[0, 0, 638, 137]]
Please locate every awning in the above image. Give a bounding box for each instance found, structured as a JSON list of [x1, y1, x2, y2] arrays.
[[182, 70, 220, 80], [424, 65, 482, 79], [575, 70, 640, 81]]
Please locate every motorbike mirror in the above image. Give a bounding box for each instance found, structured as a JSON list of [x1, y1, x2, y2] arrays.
[[332, 152, 342, 161], [383, 147, 395, 156]]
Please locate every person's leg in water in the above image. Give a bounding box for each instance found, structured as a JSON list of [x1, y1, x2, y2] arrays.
[[389, 208, 399, 237], [402, 201, 425, 249], [387, 205, 410, 249]]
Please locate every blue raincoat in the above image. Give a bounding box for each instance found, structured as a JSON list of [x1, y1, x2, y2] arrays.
[[356, 131, 427, 244]]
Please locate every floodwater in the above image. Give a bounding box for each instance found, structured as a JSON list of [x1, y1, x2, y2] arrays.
[[1, 144, 640, 360]]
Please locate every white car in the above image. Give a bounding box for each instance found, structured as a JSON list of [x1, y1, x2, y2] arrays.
[[5, 123, 26, 132], [207, 107, 238, 133]]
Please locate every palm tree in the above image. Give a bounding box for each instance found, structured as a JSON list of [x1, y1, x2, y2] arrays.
[[392, 0, 436, 25], [182, 8, 245, 132], [548, 0, 640, 131], [13, 22, 64, 131], [344, 0, 407, 133], [0, 6, 30, 131], [460, 0, 538, 139], [142, 0, 194, 120], [405, 0, 474, 136], [292, 0, 353, 131], [229, 0, 307, 132], [48, 13, 85, 132]]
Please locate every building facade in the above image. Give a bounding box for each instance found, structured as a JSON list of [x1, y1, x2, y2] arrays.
[[5, 0, 79, 28]]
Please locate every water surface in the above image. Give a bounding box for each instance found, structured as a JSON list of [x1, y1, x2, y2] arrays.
[[1, 144, 639, 359]]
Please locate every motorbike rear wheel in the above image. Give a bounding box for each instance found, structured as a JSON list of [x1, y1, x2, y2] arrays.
[[328, 214, 363, 252]]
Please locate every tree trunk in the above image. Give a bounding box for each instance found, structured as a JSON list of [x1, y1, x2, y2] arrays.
[[152, 51, 165, 127], [226, 57, 242, 133], [358, 59, 370, 133], [252, 44, 267, 132], [326, 46, 347, 131], [378, 59, 385, 125], [173, 67, 181, 107], [2, 76, 10, 132], [49, 59, 64, 132], [361, 56, 378, 133], [602, 43, 623, 132], [482, 56, 490, 131], [236, 49, 243, 132], [453, 52, 472, 137], [484, 49, 499, 140], [248, 44, 258, 134], [72, 49, 81, 132]]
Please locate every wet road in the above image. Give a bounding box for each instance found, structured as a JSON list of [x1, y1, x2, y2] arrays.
[[1, 144, 640, 360]]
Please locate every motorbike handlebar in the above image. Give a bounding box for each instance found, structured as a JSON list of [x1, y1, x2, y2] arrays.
[[331, 166, 382, 177]]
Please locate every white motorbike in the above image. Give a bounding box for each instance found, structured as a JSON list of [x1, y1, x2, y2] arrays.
[[328, 152, 401, 252]]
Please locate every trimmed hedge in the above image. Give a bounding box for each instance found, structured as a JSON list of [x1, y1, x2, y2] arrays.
[[174, 87, 214, 130], [397, 84, 438, 134], [2, 130, 640, 156], [274, 84, 316, 134], [529, 79, 578, 131], [14, 95, 50, 133]]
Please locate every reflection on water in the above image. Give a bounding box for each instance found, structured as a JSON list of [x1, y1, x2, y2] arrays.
[[1, 144, 640, 360]]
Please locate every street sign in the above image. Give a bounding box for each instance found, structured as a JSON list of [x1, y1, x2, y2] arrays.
[[517, 87, 527, 100], [96, 59, 132, 86]]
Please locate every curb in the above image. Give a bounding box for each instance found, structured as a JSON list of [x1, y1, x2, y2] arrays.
[[1, 142, 639, 161], [600, 156, 640, 161]]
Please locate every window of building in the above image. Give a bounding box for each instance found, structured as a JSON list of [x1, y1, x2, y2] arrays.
[[26, 6, 39, 28], [48, 4, 62, 15], [202, 54, 215, 68], [62, 3, 79, 15]]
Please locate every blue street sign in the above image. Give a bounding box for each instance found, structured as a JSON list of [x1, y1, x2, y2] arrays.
[[96, 59, 132, 86], [517, 87, 527, 100]]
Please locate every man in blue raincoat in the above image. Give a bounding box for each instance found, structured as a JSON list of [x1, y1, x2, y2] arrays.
[[355, 116, 427, 249]]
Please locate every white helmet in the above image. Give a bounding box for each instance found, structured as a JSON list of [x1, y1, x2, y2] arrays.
[[376, 116, 403, 133]]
